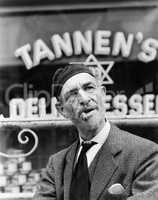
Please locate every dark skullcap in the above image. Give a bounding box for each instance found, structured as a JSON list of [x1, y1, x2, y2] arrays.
[[52, 64, 95, 99]]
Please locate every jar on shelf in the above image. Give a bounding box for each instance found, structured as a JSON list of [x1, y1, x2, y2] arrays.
[[19, 161, 32, 174], [5, 183, 20, 193]]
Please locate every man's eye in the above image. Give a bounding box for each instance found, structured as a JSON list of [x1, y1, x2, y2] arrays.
[[85, 85, 95, 91], [66, 91, 78, 101]]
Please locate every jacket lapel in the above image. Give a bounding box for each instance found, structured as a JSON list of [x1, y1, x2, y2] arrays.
[[90, 124, 122, 200], [64, 140, 78, 200]]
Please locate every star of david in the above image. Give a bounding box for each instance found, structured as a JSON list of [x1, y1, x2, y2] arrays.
[[70, 55, 114, 84]]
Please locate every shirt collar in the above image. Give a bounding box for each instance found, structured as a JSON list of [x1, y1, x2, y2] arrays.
[[79, 120, 110, 145]]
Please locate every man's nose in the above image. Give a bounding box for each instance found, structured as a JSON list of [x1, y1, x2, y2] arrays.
[[78, 89, 90, 105]]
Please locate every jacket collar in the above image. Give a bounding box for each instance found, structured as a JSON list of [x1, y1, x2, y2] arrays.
[[64, 123, 123, 200], [90, 123, 122, 200]]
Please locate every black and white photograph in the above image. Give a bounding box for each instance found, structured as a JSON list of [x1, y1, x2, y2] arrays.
[[1, 0, 158, 199]]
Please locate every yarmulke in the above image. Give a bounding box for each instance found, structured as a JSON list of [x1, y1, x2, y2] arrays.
[[52, 64, 95, 99]]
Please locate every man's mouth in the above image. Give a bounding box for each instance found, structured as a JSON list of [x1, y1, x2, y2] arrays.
[[83, 108, 95, 113], [79, 107, 96, 121]]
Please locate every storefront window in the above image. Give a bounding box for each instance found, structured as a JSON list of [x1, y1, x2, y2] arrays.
[[1, 2, 158, 198]]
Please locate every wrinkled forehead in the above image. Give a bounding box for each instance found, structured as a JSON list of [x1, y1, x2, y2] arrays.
[[61, 72, 97, 96]]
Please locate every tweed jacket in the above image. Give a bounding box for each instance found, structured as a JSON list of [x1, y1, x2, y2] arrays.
[[34, 124, 158, 200]]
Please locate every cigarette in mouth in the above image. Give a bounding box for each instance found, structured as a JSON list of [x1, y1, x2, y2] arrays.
[[80, 113, 88, 121]]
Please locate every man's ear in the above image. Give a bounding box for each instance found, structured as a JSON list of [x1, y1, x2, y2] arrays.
[[101, 85, 106, 95], [55, 101, 69, 119]]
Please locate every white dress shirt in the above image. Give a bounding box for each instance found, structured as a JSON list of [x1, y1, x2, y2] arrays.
[[76, 120, 110, 168]]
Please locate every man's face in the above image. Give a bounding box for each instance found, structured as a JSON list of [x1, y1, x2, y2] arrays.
[[59, 73, 106, 132]]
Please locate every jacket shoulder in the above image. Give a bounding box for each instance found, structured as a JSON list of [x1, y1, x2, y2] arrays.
[[118, 126, 157, 148], [110, 123, 158, 159], [47, 141, 77, 166]]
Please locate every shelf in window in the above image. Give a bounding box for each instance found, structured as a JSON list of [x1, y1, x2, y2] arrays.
[[0, 115, 158, 127], [0, 193, 34, 199]]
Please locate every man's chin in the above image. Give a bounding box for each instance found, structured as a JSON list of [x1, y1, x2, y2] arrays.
[[80, 114, 98, 128]]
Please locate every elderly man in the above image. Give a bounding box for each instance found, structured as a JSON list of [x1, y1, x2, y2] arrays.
[[34, 64, 158, 200]]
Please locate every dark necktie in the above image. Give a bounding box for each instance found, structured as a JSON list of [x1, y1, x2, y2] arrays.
[[70, 141, 96, 200]]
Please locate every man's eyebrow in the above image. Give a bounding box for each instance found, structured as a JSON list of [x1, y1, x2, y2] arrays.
[[65, 88, 78, 97], [69, 88, 78, 93], [82, 82, 96, 87], [67, 82, 94, 93], [64, 81, 96, 97]]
